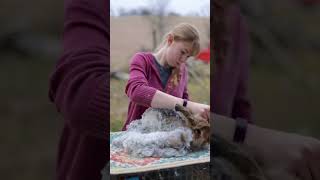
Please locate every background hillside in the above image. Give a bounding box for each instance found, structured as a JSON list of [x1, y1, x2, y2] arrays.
[[110, 16, 210, 71]]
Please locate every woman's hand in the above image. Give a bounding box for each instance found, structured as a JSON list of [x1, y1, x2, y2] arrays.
[[186, 101, 210, 116], [246, 126, 320, 180]]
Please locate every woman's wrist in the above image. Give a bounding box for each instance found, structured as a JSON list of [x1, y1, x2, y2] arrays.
[[185, 100, 196, 112], [173, 97, 185, 108], [182, 98, 188, 107], [151, 90, 184, 109]]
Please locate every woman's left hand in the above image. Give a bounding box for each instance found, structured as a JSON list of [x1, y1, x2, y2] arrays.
[[199, 108, 210, 121], [187, 101, 210, 117]]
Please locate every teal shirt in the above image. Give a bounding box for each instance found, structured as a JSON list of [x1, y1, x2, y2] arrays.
[[153, 56, 173, 89]]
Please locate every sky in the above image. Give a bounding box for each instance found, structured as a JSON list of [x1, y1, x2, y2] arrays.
[[111, 0, 210, 16]]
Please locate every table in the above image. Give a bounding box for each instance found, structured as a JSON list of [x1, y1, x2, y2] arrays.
[[110, 131, 210, 179]]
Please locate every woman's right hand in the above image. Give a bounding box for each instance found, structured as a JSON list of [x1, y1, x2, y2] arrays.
[[186, 101, 210, 116]]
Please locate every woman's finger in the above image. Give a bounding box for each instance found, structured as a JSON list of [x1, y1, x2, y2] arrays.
[[200, 108, 209, 119]]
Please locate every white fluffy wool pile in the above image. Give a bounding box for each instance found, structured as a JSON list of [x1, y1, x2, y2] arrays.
[[112, 108, 194, 158]]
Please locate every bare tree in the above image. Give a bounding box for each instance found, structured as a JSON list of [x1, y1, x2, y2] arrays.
[[145, 0, 171, 50], [199, 3, 210, 45]]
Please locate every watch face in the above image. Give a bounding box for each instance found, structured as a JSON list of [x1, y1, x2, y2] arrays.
[[183, 99, 187, 107]]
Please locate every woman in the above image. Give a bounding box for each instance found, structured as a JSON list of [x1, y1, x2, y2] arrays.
[[122, 23, 210, 130]]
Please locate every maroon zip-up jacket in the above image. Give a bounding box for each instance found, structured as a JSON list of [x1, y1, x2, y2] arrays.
[[49, 0, 108, 179], [123, 52, 189, 130]]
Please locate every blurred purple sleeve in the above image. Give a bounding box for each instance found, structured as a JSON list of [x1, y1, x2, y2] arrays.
[[232, 13, 252, 122]]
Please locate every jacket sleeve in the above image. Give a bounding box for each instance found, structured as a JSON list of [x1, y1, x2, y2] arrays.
[[48, 0, 109, 139], [232, 13, 252, 123], [125, 53, 157, 107]]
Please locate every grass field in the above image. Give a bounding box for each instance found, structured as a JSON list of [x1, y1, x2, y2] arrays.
[[110, 16, 210, 71]]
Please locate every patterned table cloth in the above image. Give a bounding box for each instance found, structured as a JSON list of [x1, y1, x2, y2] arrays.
[[110, 131, 210, 175]]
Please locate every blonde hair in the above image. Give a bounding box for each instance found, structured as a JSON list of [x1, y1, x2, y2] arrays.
[[155, 23, 201, 87], [155, 23, 201, 56]]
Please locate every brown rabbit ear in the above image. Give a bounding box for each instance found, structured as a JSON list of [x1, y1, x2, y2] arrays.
[[175, 104, 193, 118], [196, 122, 210, 143], [174, 104, 186, 112], [194, 120, 210, 131], [175, 104, 198, 127], [201, 126, 210, 140]]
